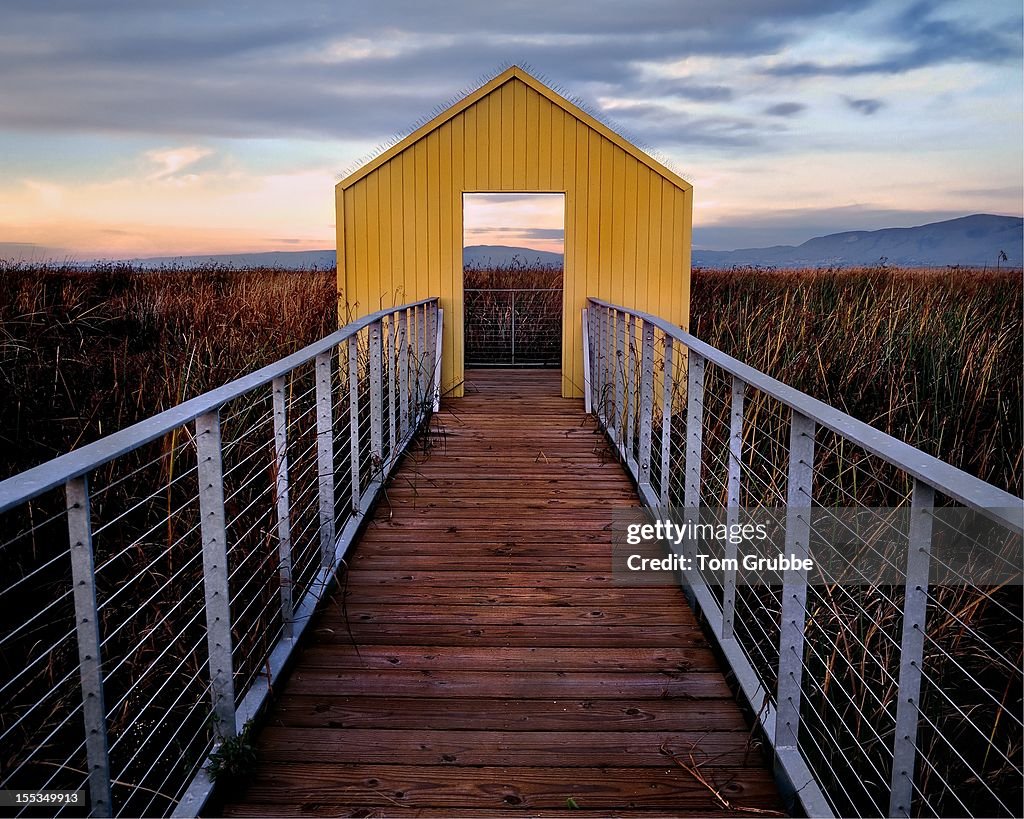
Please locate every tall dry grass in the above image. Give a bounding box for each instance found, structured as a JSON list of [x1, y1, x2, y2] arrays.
[[691, 265, 1022, 495], [3, 262, 1019, 492], [0, 263, 337, 480]]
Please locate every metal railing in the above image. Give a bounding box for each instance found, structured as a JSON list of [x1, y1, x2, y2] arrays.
[[0, 298, 442, 818], [584, 298, 1023, 819], [464, 287, 561, 366]]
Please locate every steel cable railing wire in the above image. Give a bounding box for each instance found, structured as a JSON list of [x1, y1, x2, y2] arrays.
[[586, 299, 1023, 819], [0, 298, 438, 817]]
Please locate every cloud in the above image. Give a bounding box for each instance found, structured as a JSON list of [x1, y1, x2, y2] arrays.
[[467, 227, 565, 240], [766, 2, 1022, 77], [23, 179, 64, 207], [763, 102, 806, 117], [145, 146, 213, 181], [598, 100, 763, 147], [843, 96, 884, 115], [0, 0, 871, 144]]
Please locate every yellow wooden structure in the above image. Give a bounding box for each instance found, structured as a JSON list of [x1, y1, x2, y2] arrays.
[[336, 66, 692, 398]]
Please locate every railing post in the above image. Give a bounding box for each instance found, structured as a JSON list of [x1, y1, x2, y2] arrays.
[[271, 377, 294, 638], [195, 411, 237, 740], [598, 306, 610, 424], [775, 410, 815, 759], [432, 305, 443, 412], [386, 315, 397, 469], [510, 290, 517, 366], [347, 336, 362, 511], [722, 376, 745, 640], [315, 351, 336, 567], [581, 307, 592, 414], [889, 479, 934, 818], [613, 310, 626, 450], [416, 305, 426, 419], [368, 320, 384, 473], [682, 350, 706, 594], [398, 310, 410, 440], [659, 335, 674, 508], [66, 476, 113, 817], [593, 305, 606, 424], [625, 314, 636, 467], [683, 350, 705, 511], [637, 319, 655, 488]]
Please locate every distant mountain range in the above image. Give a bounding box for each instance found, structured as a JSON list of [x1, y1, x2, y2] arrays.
[[123, 249, 338, 269], [463, 244, 563, 267], [692, 214, 1022, 268], [3, 214, 1019, 270]]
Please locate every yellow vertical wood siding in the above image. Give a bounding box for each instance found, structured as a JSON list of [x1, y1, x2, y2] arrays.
[[337, 67, 691, 399]]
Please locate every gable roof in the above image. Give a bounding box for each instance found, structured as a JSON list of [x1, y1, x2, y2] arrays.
[[336, 65, 691, 192]]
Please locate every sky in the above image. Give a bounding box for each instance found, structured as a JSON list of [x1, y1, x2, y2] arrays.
[[464, 194, 566, 254], [0, 0, 1021, 259]]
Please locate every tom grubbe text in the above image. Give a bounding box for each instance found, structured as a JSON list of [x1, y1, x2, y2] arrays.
[[623, 519, 815, 573]]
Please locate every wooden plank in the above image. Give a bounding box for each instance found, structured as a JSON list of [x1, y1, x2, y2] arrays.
[[271, 695, 748, 731], [237, 763, 780, 811], [341, 544, 628, 559], [296, 645, 718, 672], [330, 570, 622, 587], [285, 669, 730, 699], [314, 604, 697, 627], [311, 622, 706, 648], [256, 727, 755, 767], [354, 529, 611, 543], [324, 589, 693, 608], [345, 557, 615, 571]]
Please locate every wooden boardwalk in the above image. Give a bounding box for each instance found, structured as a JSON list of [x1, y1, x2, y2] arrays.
[[222, 369, 781, 818]]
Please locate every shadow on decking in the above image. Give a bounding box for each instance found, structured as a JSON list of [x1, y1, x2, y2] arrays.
[[218, 369, 782, 817]]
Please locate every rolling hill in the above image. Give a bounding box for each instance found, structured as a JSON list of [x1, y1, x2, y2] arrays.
[[692, 214, 1022, 268]]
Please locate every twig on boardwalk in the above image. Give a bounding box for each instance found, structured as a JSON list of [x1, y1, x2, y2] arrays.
[[659, 742, 786, 817]]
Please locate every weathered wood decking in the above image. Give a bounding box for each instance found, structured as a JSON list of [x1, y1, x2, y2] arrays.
[[222, 369, 781, 818]]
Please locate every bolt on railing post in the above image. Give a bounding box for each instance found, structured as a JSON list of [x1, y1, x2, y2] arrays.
[[386, 315, 397, 469], [638, 319, 655, 489], [347, 336, 362, 510], [625, 315, 636, 467], [613, 310, 626, 451], [271, 377, 294, 638], [368, 320, 384, 471], [722, 376, 745, 640], [775, 410, 815, 759], [315, 351, 336, 568], [581, 307, 592, 414], [889, 479, 934, 819], [398, 310, 410, 440], [66, 476, 113, 817], [659, 335, 674, 508], [195, 410, 237, 741]]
